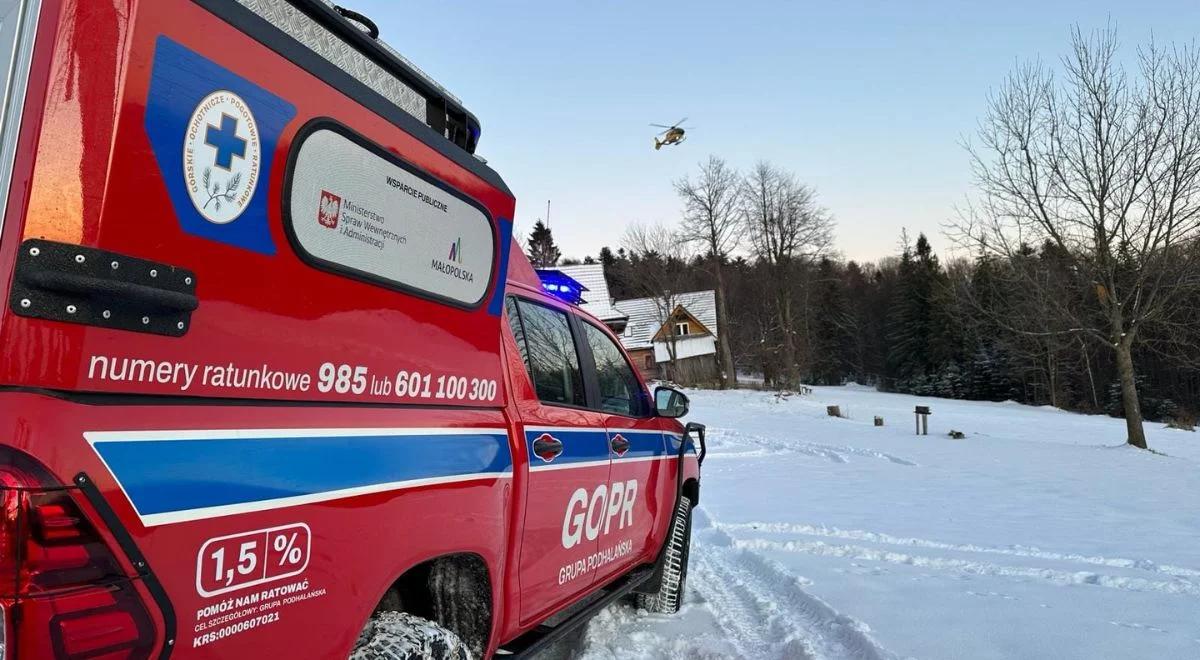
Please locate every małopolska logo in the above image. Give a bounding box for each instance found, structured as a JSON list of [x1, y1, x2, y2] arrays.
[[184, 91, 261, 225], [448, 237, 463, 263], [318, 190, 342, 229]]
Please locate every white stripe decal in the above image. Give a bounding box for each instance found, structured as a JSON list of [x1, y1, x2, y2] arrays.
[[617, 454, 679, 465], [528, 455, 679, 472], [524, 426, 608, 434], [139, 471, 513, 527], [523, 426, 668, 436], [84, 426, 508, 444], [529, 459, 611, 472]]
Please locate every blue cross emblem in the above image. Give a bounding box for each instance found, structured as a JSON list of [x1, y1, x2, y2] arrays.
[[204, 114, 247, 170]]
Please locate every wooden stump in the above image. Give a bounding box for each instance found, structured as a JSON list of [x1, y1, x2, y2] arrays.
[[826, 405, 841, 418], [874, 416, 884, 427]]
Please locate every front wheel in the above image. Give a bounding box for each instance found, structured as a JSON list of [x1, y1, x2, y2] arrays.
[[351, 611, 473, 660], [637, 495, 692, 614]]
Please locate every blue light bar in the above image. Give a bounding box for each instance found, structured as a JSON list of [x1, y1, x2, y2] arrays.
[[534, 269, 589, 305]]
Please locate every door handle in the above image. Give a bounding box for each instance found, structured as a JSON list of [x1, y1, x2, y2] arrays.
[[610, 434, 630, 457], [532, 433, 563, 463]]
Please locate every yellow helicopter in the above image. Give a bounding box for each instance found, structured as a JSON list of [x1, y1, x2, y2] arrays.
[[651, 118, 690, 150]]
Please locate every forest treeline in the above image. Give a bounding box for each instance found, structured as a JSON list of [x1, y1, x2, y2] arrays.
[[579, 235, 1200, 424]]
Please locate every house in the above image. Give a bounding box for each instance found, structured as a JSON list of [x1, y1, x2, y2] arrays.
[[545, 264, 629, 332], [546, 264, 719, 384], [614, 291, 719, 383]]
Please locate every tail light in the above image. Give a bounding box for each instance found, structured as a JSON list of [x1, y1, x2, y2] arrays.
[[1, 447, 158, 659]]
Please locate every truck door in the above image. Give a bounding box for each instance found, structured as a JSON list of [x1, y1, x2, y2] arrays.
[[577, 320, 668, 585], [504, 296, 612, 625]]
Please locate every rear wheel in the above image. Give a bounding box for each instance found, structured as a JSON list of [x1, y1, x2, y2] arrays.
[[351, 611, 473, 660], [636, 496, 692, 614]]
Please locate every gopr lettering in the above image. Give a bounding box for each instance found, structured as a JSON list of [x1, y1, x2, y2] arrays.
[[561, 480, 637, 549]]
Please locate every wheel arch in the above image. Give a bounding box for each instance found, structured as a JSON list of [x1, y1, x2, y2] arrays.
[[368, 551, 495, 657]]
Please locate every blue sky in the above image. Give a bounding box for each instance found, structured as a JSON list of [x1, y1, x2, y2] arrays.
[[356, 1, 1200, 262]]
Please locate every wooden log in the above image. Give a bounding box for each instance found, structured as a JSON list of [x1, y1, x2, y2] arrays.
[[826, 405, 841, 418], [874, 416, 884, 427]]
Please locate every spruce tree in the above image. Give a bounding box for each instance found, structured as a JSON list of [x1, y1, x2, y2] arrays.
[[809, 258, 852, 385], [886, 234, 952, 393], [526, 220, 561, 267]]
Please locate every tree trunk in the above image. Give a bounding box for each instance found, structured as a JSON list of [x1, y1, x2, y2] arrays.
[[1079, 337, 1099, 411], [777, 289, 798, 389], [1114, 339, 1148, 449], [1046, 345, 1058, 409], [714, 264, 737, 389]]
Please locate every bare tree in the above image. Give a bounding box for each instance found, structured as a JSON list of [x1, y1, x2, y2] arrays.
[[675, 155, 742, 388], [741, 161, 835, 387], [622, 223, 691, 379], [955, 27, 1200, 449]]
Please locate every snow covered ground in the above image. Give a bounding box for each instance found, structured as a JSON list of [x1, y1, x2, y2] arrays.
[[582, 386, 1200, 659]]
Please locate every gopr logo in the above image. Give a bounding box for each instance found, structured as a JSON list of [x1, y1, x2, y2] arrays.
[[183, 92, 260, 225], [561, 480, 638, 549], [145, 37, 296, 255]]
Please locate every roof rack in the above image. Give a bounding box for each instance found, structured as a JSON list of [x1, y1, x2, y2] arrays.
[[233, 0, 482, 154]]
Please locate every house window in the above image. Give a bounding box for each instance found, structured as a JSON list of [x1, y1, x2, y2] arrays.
[[674, 322, 690, 336], [644, 354, 654, 369]]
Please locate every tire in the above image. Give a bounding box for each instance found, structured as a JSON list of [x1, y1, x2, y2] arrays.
[[351, 611, 473, 660], [636, 495, 692, 614]]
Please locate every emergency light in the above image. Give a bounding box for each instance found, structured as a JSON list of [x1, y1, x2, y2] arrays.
[[535, 270, 588, 305]]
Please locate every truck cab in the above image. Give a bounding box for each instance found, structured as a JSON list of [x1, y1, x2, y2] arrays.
[[0, 1, 701, 658]]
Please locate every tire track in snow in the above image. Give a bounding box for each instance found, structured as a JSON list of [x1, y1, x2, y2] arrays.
[[690, 508, 898, 660], [718, 521, 1200, 581], [734, 537, 1200, 597], [708, 428, 918, 467]]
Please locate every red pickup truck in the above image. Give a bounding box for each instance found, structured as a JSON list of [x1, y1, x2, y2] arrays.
[[0, 1, 703, 658]]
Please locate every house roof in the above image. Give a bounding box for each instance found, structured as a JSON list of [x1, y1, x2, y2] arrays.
[[545, 264, 628, 323], [614, 290, 718, 350]]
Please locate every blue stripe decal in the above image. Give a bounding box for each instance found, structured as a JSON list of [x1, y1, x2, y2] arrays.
[[615, 431, 666, 460], [145, 37, 295, 255], [525, 429, 610, 465], [666, 434, 697, 455], [92, 431, 511, 517], [487, 217, 514, 316]]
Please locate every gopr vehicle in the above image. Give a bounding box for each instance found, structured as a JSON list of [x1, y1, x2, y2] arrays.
[[0, 1, 704, 658]]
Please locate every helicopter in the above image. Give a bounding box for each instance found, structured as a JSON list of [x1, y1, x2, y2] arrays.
[[651, 118, 690, 150]]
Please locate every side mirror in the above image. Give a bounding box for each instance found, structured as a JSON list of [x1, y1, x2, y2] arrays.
[[654, 386, 690, 418]]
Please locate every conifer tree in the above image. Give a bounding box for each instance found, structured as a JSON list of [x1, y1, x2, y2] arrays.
[[526, 220, 560, 267]]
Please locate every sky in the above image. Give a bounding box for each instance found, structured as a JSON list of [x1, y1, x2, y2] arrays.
[[354, 0, 1200, 263]]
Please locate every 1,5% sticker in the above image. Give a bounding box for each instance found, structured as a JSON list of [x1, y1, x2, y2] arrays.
[[196, 523, 312, 597]]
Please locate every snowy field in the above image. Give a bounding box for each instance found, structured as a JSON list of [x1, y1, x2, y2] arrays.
[[582, 386, 1200, 659]]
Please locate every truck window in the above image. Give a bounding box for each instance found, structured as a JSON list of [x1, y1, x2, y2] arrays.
[[506, 297, 585, 407], [582, 322, 648, 417]]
